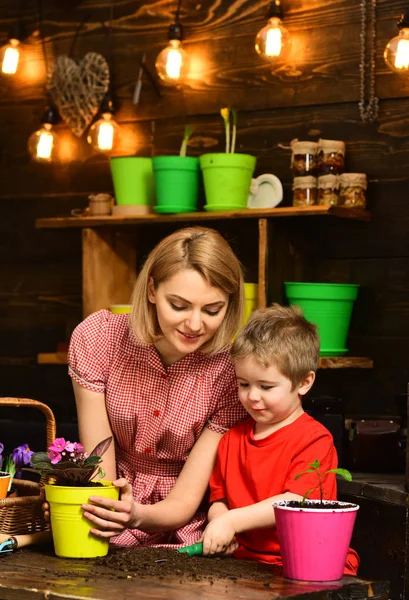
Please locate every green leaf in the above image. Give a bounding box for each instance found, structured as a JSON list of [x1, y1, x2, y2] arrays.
[[84, 456, 102, 466], [89, 437, 112, 459], [31, 453, 51, 465], [2, 456, 17, 477], [27, 461, 52, 470], [301, 487, 316, 506], [294, 469, 316, 480], [309, 459, 321, 469], [326, 468, 352, 481]]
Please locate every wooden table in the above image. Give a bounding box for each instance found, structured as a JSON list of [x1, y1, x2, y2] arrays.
[[0, 547, 388, 600]]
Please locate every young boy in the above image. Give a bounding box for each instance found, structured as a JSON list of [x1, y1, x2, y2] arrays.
[[202, 304, 359, 575]]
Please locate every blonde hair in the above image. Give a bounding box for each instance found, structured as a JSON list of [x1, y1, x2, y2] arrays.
[[130, 226, 244, 354], [231, 304, 320, 388]]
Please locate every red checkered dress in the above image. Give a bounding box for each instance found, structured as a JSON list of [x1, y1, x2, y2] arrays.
[[68, 310, 246, 547]]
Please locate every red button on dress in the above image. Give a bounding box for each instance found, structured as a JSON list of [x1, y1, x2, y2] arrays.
[[153, 409, 160, 417], [144, 447, 152, 453]]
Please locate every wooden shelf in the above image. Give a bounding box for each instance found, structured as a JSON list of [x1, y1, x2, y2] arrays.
[[37, 352, 373, 369], [37, 352, 69, 365], [318, 356, 373, 369], [35, 205, 371, 229]]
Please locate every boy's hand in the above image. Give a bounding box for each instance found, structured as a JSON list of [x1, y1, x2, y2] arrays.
[[202, 513, 236, 555]]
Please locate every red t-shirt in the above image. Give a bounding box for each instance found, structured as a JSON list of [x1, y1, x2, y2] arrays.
[[210, 413, 359, 574]]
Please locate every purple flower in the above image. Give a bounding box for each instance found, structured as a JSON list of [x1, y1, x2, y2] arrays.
[[65, 442, 76, 452], [48, 450, 62, 464], [49, 438, 67, 453], [0, 442, 4, 455], [75, 443, 85, 454], [12, 443, 34, 467]]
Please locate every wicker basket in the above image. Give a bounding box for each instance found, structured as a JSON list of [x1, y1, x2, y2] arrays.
[[0, 397, 56, 536]]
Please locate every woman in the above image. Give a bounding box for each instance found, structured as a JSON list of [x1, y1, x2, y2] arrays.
[[68, 226, 247, 546]]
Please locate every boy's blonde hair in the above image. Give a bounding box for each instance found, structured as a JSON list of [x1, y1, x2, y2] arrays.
[[231, 304, 320, 388], [130, 226, 244, 354]]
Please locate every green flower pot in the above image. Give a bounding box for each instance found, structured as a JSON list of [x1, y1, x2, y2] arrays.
[[200, 153, 257, 211], [284, 282, 360, 357], [110, 157, 155, 208], [152, 156, 200, 214]]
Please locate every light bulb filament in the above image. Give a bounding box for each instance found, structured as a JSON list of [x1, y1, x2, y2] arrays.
[[2, 43, 20, 74], [266, 27, 282, 57], [37, 130, 54, 159], [394, 38, 409, 69], [97, 120, 114, 151], [166, 48, 182, 79]]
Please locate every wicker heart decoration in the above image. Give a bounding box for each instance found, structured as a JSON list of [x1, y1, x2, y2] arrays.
[[47, 52, 110, 137]]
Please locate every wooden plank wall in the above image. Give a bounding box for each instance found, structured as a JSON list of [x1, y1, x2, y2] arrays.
[[0, 0, 408, 424]]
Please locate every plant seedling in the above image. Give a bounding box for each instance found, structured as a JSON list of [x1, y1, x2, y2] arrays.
[[220, 107, 238, 154], [295, 459, 352, 506], [179, 125, 194, 157]]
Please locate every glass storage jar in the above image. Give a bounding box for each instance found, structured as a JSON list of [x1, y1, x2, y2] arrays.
[[339, 173, 367, 208], [290, 139, 318, 177], [317, 139, 345, 175], [292, 176, 317, 207], [318, 174, 340, 206]]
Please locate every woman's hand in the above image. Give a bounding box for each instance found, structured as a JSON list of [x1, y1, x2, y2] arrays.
[[81, 478, 143, 539], [202, 513, 236, 555]]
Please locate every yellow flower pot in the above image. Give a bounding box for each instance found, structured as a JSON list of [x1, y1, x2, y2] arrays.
[[45, 481, 119, 558]]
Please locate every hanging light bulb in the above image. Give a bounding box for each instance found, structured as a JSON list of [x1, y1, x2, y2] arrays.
[[155, 0, 188, 87], [27, 105, 60, 163], [255, 1, 291, 62], [87, 93, 120, 153], [1, 17, 25, 75], [384, 10, 409, 73]]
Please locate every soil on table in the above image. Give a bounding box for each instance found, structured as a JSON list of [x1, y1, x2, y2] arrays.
[[93, 547, 277, 583], [1, 546, 278, 585]]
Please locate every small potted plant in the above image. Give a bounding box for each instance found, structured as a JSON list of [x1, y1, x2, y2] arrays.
[[0, 442, 34, 499], [200, 107, 257, 211], [29, 436, 118, 559], [0, 443, 12, 500], [273, 460, 359, 582], [152, 125, 200, 214]]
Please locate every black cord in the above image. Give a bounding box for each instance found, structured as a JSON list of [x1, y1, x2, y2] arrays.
[[38, 0, 48, 78], [175, 0, 183, 24], [68, 14, 90, 58], [107, 2, 113, 69]]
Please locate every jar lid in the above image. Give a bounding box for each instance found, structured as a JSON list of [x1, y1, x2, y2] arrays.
[[318, 174, 340, 189], [293, 176, 317, 190], [291, 139, 318, 154], [340, 173, 367, 188], [318, 139, 346, 155]]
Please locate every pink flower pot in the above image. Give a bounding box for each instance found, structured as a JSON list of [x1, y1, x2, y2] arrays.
[[274, 500, 359, 582]]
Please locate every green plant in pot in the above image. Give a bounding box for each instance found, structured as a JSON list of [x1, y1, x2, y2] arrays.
[[273, 460, 359, 582], [29, 436, 118, 559], [200, 107, 257, 211], [152, 125, 200, 214]]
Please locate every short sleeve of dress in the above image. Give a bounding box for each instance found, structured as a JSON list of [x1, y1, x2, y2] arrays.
[[206, 357, 247, 435], [284, 430, 338, 500], [68, 310, 111, 394]]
